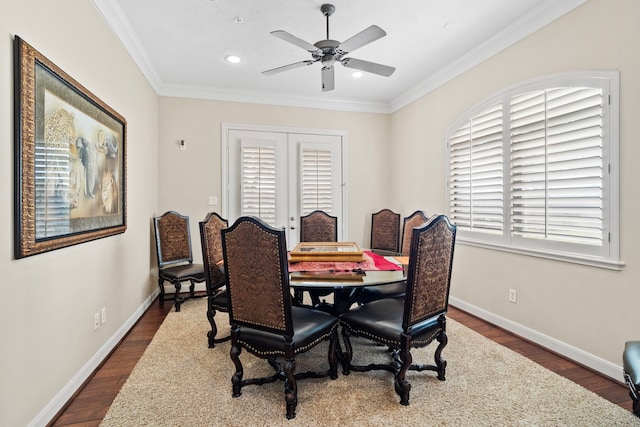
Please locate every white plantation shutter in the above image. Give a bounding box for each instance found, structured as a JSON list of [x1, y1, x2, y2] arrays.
[[449, 102, 504, 235], [510, 87, 603, 246], [300, 145, 334, 215], [446, 72, 619, 267], [240, 143, 277, 226]]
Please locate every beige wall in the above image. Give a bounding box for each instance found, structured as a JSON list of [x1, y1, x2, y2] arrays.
[[157, 97, 392, 265], [390, 0, 640, 370], [0, 1, 158, 425], [2, 0, 639, 425]]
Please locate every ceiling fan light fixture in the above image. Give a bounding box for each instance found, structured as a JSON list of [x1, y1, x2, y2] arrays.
[[262, 3, 395, 92], [351, 71, 364, 79], [225, 55, 242, 64]]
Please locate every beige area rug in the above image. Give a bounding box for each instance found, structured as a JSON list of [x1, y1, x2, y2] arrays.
[[101, 299, 638, 426]]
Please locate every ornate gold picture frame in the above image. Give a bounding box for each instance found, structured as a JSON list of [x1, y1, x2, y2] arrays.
[[14, 36, 126, 258], [289, 242, 364, 263]]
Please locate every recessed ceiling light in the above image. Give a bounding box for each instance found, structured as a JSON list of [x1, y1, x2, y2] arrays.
[[351, 71, 364, 79], [234, 16, 244, 24], [225, 55, 242, 64]]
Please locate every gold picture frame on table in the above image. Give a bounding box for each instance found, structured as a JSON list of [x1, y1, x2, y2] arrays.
[[289, 242, 365, 263], [14, 36, 127, 258]]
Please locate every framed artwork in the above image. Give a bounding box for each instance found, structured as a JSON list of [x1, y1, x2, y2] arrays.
[[14, 36, 126, 258], [288, 242, 364, 263]]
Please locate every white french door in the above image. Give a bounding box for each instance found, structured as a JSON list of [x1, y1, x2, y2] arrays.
[[223, 125, 345, 247]]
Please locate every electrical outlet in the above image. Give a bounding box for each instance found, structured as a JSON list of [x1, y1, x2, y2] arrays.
[[101, 307, 107, 324], [94, 312, 101, 330], [508, 289, 517, 304]]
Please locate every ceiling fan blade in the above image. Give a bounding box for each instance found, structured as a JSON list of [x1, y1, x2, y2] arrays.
[[262, 60, 318, 76], [321, 65, 335, 92], [341, 57, 396, 77], [270, 30, 319, 53], [337, 25, 386, 54]]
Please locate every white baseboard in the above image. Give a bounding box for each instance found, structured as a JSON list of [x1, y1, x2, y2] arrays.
[[449, 296, 625, 384], [29, 289, 160, 427]]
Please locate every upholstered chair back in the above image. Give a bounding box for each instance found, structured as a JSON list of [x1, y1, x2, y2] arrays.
[[154, 211, 194, 267], [400, 210, 429, 256], [300, 210, 338, 242], [222, 216, 292, 335], [199, 212, 228, 287], [403, 215, 456, 330], [370, 209, 401, 253]]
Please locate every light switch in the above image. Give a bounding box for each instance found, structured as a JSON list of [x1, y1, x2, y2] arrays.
[[179, 140, 187, 150], [208, 196, 218, 206]]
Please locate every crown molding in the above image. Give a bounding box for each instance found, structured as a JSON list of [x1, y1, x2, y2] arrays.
[[389, 0, 589, 112], [91, 0, 163, 92], [158, 84, 393, 114], [92, 0, 588, 115]]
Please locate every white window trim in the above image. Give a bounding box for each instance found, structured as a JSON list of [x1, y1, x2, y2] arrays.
[[446, 71, 624, 270]]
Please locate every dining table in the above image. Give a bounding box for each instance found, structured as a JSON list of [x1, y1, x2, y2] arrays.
[[288, 250, 407, 315]]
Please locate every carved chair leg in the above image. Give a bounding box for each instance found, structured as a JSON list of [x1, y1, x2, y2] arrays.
[[395, 348, 413, 406], [173, 282, 183, 312], [158, 278, 166, 305], [284, 358, 298, 420], [434, 330, 448, 381], [207, 303, 218, 348], [188, 280, 196, 297], [230, 342, 243, 398]]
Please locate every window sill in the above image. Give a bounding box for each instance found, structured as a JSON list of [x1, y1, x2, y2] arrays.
[[458, 237, 625, 271]]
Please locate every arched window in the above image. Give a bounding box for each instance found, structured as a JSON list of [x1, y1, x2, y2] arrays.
[[446, 72, 621, 269]]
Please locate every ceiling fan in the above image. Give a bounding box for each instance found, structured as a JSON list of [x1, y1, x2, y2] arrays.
[[262, 3, 396, 92]]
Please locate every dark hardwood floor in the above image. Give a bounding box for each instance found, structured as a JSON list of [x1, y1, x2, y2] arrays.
[[49, 297, 634, 426]]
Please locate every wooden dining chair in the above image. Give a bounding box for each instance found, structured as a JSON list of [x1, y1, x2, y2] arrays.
[[199, 212, 230, 348], [400, 210, 429, 256], [370, 208, 401, 255], [340, 215, 457, 405], [298, 210, 338, 307], [222, 216, 339, 419], [357, 210, 429, 305], [153, 211, 206, 312], [300, 210, 338, 242]]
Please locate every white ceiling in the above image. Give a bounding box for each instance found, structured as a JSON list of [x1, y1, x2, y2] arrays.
[[93, 0, 587, 113]]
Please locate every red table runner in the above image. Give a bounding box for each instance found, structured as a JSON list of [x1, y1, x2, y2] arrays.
[[288, 250, 401, 272]]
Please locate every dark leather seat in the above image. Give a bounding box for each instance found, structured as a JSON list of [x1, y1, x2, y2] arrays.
[[234, 306, 338, 354], [199, 212, 230, 348], [222, 216, 339, 420], [340, 215, 456, 406], [153, 211, 206, 312], [356, 282, 407, 304], [623, 341, 640, 416]]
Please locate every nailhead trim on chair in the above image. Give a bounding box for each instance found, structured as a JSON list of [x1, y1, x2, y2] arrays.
[[237, 323, 337, 357], [341, 323, 442, 347]]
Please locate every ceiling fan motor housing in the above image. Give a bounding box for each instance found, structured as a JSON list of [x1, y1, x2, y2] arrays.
[[313, 39, 342, 64]]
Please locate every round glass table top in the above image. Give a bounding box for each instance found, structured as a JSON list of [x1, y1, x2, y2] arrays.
[[289, 269, 406, 290]]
